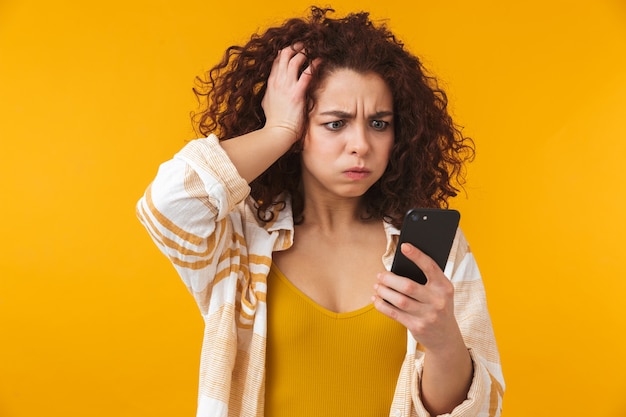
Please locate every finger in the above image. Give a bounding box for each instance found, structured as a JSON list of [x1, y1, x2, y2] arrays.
[[267, 48, 302, 90], [371, 293, 400, 319], [268, 46, 308, 92], [291, 57, 320, 98], [400, 243, 443, 284], [374, 282, 414, 311], [377, 271, 426, 305], [268, 47, 295, 83], [301, 57, 321, 77], [371, 293, 420, 331], [289, 42, 305, 52], [275, 43, 305, 70], [287, 49, 308, 78]]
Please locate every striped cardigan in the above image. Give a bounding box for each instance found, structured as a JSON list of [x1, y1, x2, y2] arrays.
[[136, 134, 505, 417]]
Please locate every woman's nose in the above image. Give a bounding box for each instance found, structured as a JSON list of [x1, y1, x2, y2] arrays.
[[348, 126, 370, 155]]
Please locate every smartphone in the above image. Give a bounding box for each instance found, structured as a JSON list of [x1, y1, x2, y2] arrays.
[[390, 208, 460, 284]]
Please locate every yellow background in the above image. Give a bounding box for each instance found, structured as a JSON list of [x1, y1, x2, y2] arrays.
[[1, 0, 625, 416]]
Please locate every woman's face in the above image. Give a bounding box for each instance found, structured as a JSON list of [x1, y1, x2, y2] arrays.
[[301, 68, 394, 200]]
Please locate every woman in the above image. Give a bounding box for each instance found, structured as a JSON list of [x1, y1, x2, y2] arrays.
[[137, 7, 504, 417]]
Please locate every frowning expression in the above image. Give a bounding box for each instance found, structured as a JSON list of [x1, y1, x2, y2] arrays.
[[301, 69, 394, 199]]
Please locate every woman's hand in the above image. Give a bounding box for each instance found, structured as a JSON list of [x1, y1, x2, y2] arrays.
[[261, 43, 315, 143], [372, 242, 473, 415], [220, 44, 317, 183], [373, 242, 462, 349]]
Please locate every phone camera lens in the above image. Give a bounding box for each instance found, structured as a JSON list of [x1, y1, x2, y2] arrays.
[[410, 213, 419, 221]]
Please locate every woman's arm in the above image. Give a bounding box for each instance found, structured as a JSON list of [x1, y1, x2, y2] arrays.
[[374, 242, 473, 414], [373, 231, 504, 416], [136, 44, 315, 307], [220, 43, 314, 183]]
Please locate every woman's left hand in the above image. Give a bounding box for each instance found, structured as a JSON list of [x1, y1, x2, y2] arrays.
[[372, 242, 463, 351], [373, 242, 474, 415]]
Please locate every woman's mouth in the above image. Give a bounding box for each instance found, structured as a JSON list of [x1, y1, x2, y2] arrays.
[[344, 167, 371, 180]]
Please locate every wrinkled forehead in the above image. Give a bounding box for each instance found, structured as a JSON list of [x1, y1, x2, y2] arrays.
[[307, 68, 394, 116], [309, 65, 392, 100]]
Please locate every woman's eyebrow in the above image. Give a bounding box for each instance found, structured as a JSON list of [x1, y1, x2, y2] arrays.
[[317, 110, 393, 118], [318, 110, 354, 118], [370, 111, 394, 118]]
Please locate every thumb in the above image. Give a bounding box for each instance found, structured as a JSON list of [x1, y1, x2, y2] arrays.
[[400, 243, 442, 283]]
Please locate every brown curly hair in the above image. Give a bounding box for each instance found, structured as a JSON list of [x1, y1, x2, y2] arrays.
[[192, 6, 475, 228]]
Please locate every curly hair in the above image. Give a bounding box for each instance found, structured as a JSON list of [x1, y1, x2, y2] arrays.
[[192, 6, 475, 228]]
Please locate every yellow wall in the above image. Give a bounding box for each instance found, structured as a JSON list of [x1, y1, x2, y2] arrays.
[[1, 0, 625, 415]]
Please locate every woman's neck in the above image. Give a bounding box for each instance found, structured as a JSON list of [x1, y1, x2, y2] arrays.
[[300, 194, 371, 235]]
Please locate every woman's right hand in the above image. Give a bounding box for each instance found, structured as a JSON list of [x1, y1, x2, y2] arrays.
[[219, 43, 316, 183], [261, 43, 315, 144]]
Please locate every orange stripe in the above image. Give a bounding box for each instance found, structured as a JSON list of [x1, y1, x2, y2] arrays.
[[214, 262, 236, 283], [144, 184, 205, 246], [249, 254, 272, 269], [140, 204, 219, 257], [234, 301, 255, 329], [235, 319, 254, 329], [165, 226, 227, 270], [281, 231, 293, 250], [170, 255, 214, 270], [250, 272, 269, 288], [488, 372, 504, 417], [137, 206, 165, 247], [239, 308, 256, 321]]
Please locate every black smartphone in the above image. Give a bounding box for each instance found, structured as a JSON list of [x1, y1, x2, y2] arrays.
[[390, 208, 460, 285]]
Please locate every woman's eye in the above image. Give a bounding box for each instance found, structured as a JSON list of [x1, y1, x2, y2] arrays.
[[325, 120, 345, 130], [371, 120, 389, 130]]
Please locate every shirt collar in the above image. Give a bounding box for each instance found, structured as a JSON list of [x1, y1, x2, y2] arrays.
[[266, 198, 400, 270]]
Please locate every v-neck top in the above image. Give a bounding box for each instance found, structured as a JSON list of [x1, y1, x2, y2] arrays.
[[264, 262, 407, 416]]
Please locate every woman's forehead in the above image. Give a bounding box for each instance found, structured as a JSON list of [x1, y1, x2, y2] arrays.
[[310, 69, 393, 113]]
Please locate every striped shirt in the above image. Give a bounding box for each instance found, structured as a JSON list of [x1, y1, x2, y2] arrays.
[[136, 134, 505, 417]]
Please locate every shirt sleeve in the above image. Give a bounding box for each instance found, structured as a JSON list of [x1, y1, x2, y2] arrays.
[[411, 229, 505, 417], [135, 134, 250, 297]]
